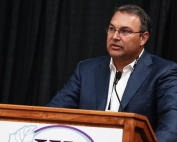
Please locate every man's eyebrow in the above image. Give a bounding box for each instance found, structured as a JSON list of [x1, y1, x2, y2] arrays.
[[109, 23, 115, 27], [109, 23, 131, 29], [120, 26, 132, 30]]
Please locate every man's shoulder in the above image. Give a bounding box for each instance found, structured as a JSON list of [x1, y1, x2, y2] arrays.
[[150, 53, 177, 66], [80, 56, 110, 64], [143, 50, 177, 67], [76, 56, 110, 71]]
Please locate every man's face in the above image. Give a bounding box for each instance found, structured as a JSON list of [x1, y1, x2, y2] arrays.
[[106, 11, 149, 62]]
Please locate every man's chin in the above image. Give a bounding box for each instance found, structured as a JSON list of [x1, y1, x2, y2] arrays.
[[108, 51, 124, 59]]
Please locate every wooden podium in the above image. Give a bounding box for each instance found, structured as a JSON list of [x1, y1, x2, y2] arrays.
[[0, 104, 157, 142]]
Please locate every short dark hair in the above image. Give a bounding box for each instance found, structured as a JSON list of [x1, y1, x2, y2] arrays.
[[115, 5, 151, 33]]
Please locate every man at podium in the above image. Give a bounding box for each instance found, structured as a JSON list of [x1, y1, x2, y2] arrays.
[[48, 5, 177, 141]]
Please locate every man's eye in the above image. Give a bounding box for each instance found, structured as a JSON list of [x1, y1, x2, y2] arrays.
[[109, 27, 115, 31], [121, 30, 130, 34]]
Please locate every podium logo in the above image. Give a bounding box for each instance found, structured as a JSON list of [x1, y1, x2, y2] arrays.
[[8, 125, 94, 142], [34, 125, 94, 142]]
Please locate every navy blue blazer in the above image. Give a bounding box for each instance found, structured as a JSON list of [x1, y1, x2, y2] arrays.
[[48, 50, 177, 141]]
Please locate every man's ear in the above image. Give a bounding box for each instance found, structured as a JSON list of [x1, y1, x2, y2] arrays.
[[140, 32, 149, 46]]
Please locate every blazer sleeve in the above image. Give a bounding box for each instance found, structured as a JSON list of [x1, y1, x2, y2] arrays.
[[47, 61, 82, 108], [155, 62, 177, 142]]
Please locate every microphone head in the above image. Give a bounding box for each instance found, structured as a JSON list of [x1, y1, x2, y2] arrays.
[[116, 72, 122, 81], [114, 71, 122, 85]]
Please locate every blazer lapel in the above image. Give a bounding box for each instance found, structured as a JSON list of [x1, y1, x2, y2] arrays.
[[119, 51, 153, 111], [95, 57, 110, 110]]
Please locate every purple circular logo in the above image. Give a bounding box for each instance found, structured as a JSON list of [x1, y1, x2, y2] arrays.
[[34, 124, 94, 142]]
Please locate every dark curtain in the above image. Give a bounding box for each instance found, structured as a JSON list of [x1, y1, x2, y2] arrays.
[[0, 0, 177, 106]]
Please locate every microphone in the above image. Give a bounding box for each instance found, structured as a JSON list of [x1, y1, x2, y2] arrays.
[[114, 71, 124, 112], [114, 71, 122, 85]]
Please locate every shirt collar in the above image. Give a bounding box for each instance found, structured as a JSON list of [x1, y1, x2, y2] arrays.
[[109, 49, 144, 72]]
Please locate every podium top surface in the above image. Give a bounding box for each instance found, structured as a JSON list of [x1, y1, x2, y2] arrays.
[[0, 103, 157, 141]]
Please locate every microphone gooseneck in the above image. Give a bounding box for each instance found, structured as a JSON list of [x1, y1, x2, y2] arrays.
[[114, 71, 124, 112]]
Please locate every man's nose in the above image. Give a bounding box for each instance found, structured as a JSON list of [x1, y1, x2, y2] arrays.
[[112, 31, 121, 39]]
